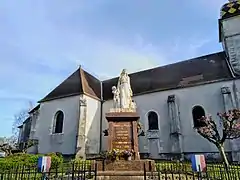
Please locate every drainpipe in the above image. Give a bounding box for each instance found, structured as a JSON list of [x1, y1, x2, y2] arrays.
[[75, 96, 81, 157], [233, 80, 239, 108], [99, 82, 103, 153], [99, 100, 103, 153]]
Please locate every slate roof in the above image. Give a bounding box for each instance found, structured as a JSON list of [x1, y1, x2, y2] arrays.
[[17, 125, 23, 129], [38, 51, 233, 103], [102, 51, 233, 100], [28, 104, 40, 114], [23, 117, 31, 124], [39, 67, 101, 102]]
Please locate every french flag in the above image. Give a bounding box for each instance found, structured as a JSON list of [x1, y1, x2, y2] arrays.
[[37, 156, 51, 172], [191, 154, 206, 172]]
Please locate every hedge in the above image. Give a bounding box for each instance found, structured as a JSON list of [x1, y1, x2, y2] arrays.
[[0, 152, 63, 171]]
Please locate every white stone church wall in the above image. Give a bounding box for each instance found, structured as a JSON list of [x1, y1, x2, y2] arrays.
[[102, 80, 235, 159], [36, 95, 80, 155], [83, 95, 101, 155], [101, 100, 113, 151]]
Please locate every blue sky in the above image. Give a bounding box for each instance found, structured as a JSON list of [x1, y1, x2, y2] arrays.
[[0, 0, 227, 137]]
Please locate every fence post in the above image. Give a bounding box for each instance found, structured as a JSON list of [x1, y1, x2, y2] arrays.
[[197, 165, 202, 180], [41, 166, 47, 180], [88, 160, 92, 179], [94, 162, 97, 179], [102, 159, 105, 171], [41, 173, 47, 180], [143, 163, 146, 180], [72, 163, 75, 180], [83, 161, 86, 179]]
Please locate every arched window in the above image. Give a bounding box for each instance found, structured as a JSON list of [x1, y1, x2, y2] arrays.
[[192, 106, 206, 128], [53, 111, 64, 133], [148, 111, 159, 130]]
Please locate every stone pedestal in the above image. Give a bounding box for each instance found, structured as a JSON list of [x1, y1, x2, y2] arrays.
[[95, 160, 155, 171], [94, 160, 156, 180], [103, 106, 156, 180], [105, 111, 140, 160]]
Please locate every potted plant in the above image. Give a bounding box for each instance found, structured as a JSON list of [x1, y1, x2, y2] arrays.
[[122, 150, 134, 161], [106, 149, 120, 161]]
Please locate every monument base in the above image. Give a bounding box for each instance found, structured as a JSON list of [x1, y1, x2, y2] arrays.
[[95, 160, 156, 171], [106, 112, 140, 160], [94, 160, 156, 180], [96, 171, 158, 180]]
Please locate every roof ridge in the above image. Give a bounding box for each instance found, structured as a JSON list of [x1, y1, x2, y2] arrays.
[[79, 66, 85, 94], [102, 51, 225, 82], [79, 65, 101, 82], [80, 67, 101, 99], [102, 51, 232, 100]]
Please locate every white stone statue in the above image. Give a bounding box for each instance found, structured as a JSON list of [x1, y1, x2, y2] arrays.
[[130, 100, 137, 110], [112, 86, 120, 108], [110, 69, 136, 112], [117, 69, 133, 109]]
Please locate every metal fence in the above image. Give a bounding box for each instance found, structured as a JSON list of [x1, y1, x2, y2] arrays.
[[1, 160, 240, 180], [0, 162, 97, 180], [144, 161, 240, 180]]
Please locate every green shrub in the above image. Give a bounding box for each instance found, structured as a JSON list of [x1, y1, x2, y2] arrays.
[[45, 152, 63, 169], [70, 158, 92, 170], [0, 152, 64, 172], [71, 158, 91, 164]]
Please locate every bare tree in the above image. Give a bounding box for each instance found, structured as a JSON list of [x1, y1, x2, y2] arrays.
[[10, 101, 37, 154], [195, 109, 240, 168], [12, 101, 33, 139], [0, 136, 17, 156], [21, 139, 38, 153], [12, 109, 29, 139], [0, 137, 38, 155]]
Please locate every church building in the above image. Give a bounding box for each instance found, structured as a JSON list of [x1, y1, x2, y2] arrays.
[[18, 0, 240, 161]]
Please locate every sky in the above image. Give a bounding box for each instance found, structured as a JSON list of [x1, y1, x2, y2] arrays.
[[0, 0, 227, 137]]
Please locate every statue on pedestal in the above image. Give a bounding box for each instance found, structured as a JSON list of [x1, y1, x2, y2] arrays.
[[117, 69, 133, 109], [111, 69, 136, 112]]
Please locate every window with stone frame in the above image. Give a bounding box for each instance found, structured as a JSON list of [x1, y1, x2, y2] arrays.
[[53, 111, 64, 134], [192, 105, 206, 128], [148, 111, 159, 130]]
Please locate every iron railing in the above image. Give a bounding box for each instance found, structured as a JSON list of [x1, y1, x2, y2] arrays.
[[0, 162, 97, 180], [144, 161, 240, 180]]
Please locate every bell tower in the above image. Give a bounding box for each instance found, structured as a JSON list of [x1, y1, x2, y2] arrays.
[[219, 0, 240, 75]]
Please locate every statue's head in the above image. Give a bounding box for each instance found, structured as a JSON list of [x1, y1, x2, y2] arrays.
[[121, 69, 127, 75], [112, 86, 116, 91]]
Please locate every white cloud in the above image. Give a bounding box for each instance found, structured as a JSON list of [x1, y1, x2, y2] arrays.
[[171, 37, 211, 60], [0, 0, 221, 136]]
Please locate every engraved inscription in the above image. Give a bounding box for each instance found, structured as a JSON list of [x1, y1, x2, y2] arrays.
[[112, 122, 133, 150], [114, 163, 128, 171]]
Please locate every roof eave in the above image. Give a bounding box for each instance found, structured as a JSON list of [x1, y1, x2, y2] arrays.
[[38, 93, 82, 103], [104, 78, 235, 101], [28, 104, 40, 114]]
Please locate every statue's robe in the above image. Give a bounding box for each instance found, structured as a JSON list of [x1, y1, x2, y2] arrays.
[[118, 74, 132, 109]]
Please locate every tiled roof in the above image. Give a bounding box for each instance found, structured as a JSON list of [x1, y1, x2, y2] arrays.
[[39, 67, 101, 102], [102, 51, 232, 100], [38, 51, 233, 102], [28, 104, 40, 114], [220, 0, 240, 20]]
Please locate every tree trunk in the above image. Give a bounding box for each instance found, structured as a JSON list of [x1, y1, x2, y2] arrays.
[[217, 144, 229, 168]]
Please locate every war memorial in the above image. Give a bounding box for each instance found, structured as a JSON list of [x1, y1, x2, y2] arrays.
[[95, 69, 155, 179]]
